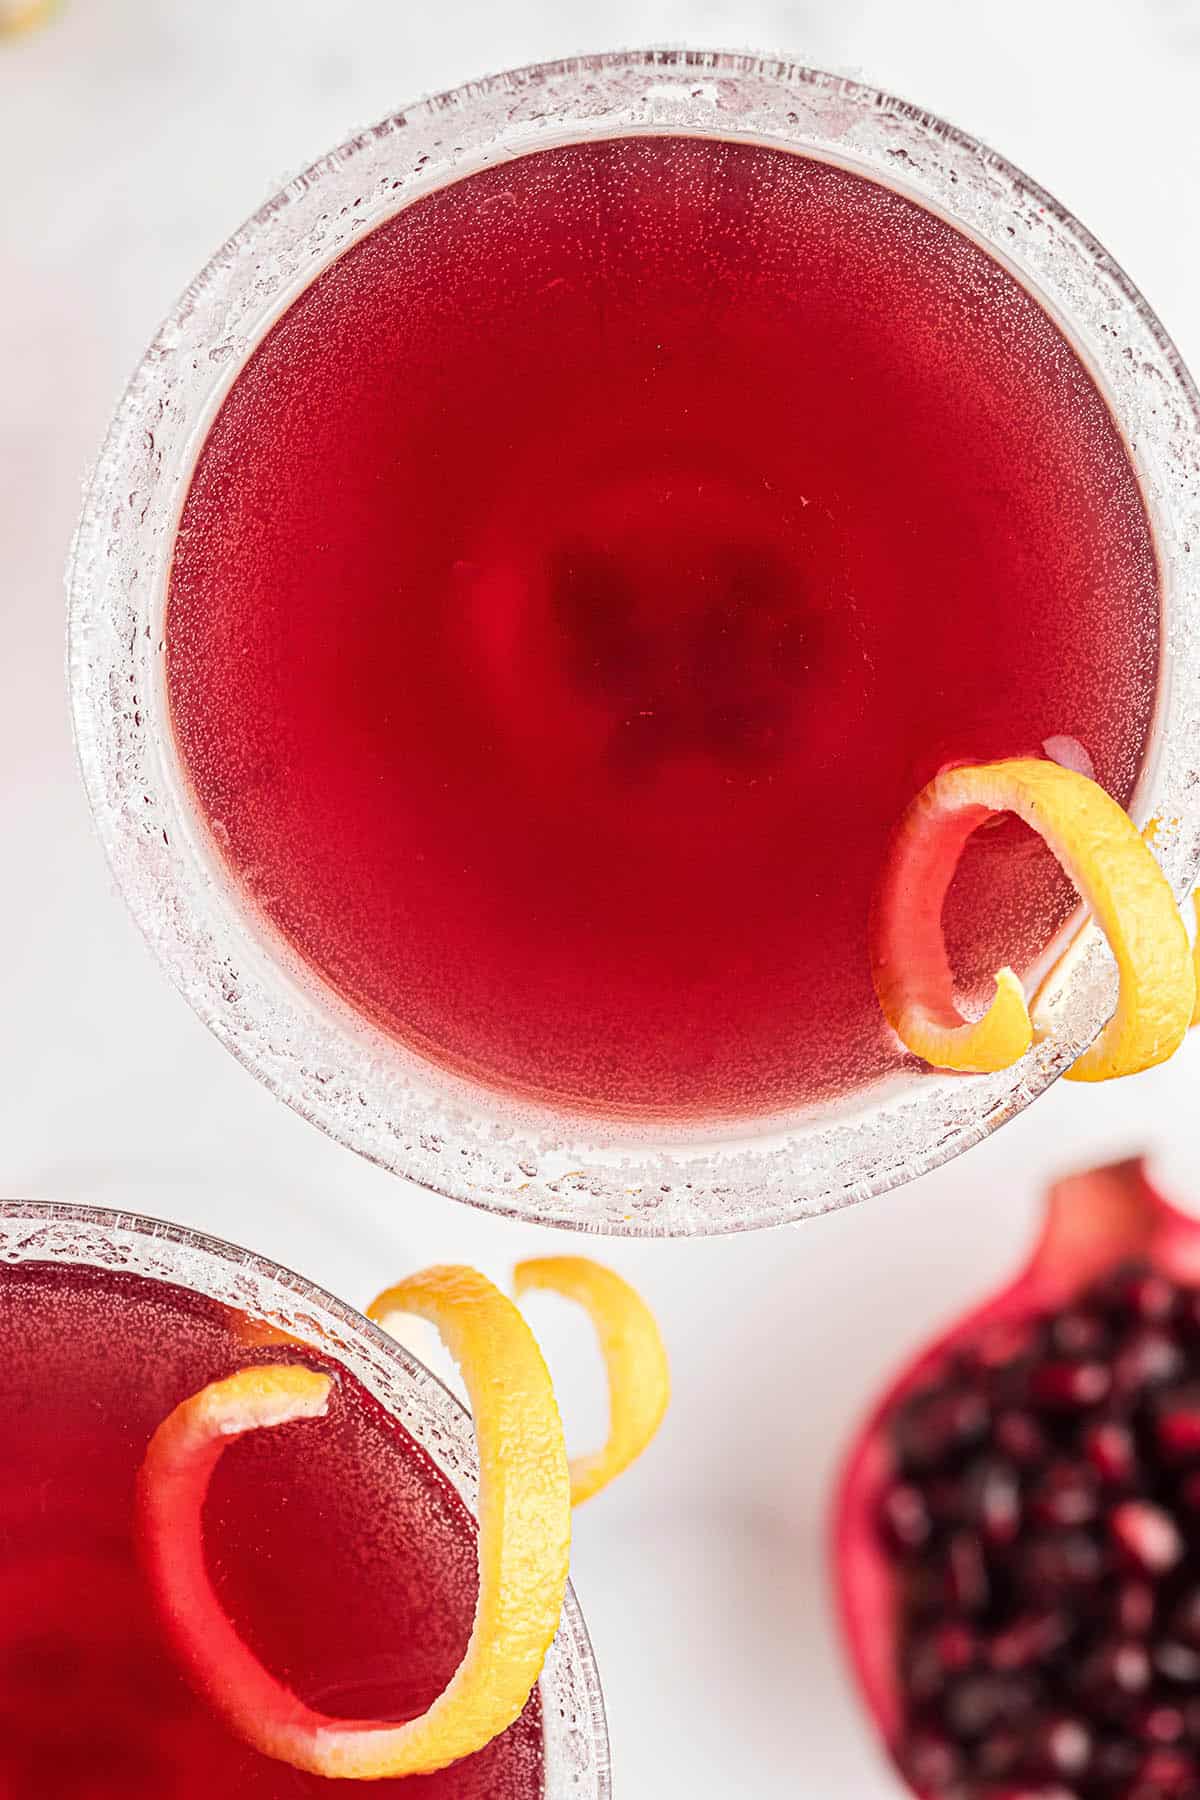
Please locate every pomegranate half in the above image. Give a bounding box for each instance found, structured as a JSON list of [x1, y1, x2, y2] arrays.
[[835, 1159, 1200, 1799]]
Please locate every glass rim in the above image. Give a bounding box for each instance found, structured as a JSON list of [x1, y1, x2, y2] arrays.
[[0, 1196, 611, 1797], [68, 46, 1200, 1236]]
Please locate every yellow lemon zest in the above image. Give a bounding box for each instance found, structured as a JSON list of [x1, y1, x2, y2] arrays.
[[514, 1257, 670, 1504], [139, 1268, 570, 1779], [1, 0, 61, 37], [872, 758, 1193, 1081]]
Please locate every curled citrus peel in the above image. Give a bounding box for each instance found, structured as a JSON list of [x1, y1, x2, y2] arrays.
[[872, 757, 1194, 1081], [1193, 892, 1200, 1029], [513, 1257, 671, 1505], [139, 1268, 570, 1780], [0, 0, 60, 35]]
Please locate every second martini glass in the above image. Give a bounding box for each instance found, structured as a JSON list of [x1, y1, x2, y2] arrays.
[[0, 1200, 609, 1795]]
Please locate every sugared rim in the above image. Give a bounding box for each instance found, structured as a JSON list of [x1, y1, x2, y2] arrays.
[[68, 48, 1200, 1236], [0, 1197, 611, 1796]]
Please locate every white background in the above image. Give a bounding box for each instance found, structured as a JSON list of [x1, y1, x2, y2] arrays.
[[4, 2, 1200, 1793]]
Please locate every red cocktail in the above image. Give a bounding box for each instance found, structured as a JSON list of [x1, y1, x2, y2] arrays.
[[167, 133, 1156, 1121], [70, 54, 1200, 1230], [0, 1205, 607, 1798]]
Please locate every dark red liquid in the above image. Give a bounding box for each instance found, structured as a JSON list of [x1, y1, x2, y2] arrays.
[[0, 1260, 542, 1798], [167, 136, 1159, 1118]]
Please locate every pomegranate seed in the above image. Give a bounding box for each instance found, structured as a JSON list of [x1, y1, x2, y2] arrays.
[[936, 1620, 977, 1672], [1079, 1638, 1152, 1701], [1052, 1310, 1111, 1357], [878, 1481, 932, 1551], [1032, 1461, 1101, 1527], [1136, 1704, 1186, 1744], [1033, 1714, 1094, 1777], [1091, 1264, 1179, 1324], [1131, 1274, 1181, 1323], [945, 1528, 990, 1613], [896, 1384, 989, 1470], [1178, 1469, 1200, 1511], [996, 1408, 1050, 1467], [895, 1728, 964, 1785], [1030, 1360, 1112, 1408], [1112, 1580, 1156, 1637], [967, 1455, 1022, 1543], [1018, 1530, 1105, 1592], [903, 1630, 949, 1704], [945, 1671, 1036, 1738], [1114, 1328, 1186, 1395], [1154, 1639, 1200, 1684], [1110, 1501, 1184, 1574], [900, 1726, 961, 1787], [990, 1609, 1071, 1670], [1135, 1745, 1198, 1789], [1084, 1419, 1138, 1486], [1154, 1385, 1200, 1460]]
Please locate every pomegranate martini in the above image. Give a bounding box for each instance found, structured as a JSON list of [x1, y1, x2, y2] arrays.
[[69, 53, 1200, 1232], [0, 1204, 610, 1798]]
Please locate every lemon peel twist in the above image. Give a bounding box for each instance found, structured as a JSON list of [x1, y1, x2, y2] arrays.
[[514, 1256, 671, 1505], [139, 1268, 570, 1780], [871, 758, 1194, 1081], [0, 0, 61, 36]]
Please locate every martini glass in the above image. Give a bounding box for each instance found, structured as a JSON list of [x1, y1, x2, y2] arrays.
[[68, 49, 1200, 1236], [0, 1198, 609, 1795]]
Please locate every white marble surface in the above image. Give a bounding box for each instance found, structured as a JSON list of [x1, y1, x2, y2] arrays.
[[3, 2, 1200, 1793]]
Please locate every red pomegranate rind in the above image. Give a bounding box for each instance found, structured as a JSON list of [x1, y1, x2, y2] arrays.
[[835, 1429, 902, 1741], [870, 785, 993, 1039], [1031, 1161, 1200, 1302], [831, 1158, 1200, 1785]]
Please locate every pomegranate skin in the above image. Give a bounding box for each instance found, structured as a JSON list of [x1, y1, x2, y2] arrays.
[[833, 1159, 1200, 1796]]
